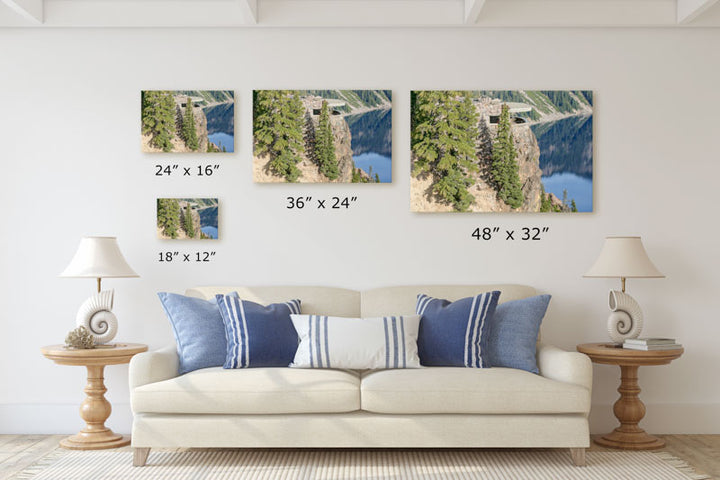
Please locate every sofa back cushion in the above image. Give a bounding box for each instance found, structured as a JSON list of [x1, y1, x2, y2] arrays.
[[361, 285, 536, 317], [186, 286, 361, 317]]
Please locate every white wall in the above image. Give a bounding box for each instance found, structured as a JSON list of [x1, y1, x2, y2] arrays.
[[1, 27, 719, 435]]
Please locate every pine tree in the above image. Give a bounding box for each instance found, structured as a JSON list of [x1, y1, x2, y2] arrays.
[[181, 97, 199, 151], [142, 91, 176, 152], [490, 104, 524, 209], [411, 91, 478, 211], [375, 173, 380, 183], [254, 91, 305, 182], [571, 199, 578, 212], [314, 101, 339, 180], [539, 184, 553, 212], [157, 199, 181, 238], [183, 204, 195, 238]]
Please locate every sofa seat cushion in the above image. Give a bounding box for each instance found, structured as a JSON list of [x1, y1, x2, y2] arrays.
[[132, 367, 360, 414], [360, 367, 590, 414]]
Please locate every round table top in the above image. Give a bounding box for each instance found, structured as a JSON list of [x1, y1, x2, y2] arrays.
[[41, 343, 148, 366], [577, 342, 683, 366]]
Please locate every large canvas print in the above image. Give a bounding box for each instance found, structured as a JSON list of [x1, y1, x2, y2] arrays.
[[142, 91, 234, 153], [253, 90, 392, 183], [410, 90, 593, 212], [157, 198, 219, 240]]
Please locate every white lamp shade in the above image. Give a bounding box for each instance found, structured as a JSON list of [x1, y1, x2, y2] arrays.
[[584, 236, 664, 278], [60, 236, 139, 278]]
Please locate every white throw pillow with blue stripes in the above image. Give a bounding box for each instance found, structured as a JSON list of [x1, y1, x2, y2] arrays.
[[290, 314, 421, 369]]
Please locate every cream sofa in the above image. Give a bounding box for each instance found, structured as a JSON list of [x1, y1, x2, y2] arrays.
[[129, 285, 592, 467]]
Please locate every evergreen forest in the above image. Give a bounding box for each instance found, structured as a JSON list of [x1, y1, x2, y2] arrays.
[[157, 199, 217, 239]]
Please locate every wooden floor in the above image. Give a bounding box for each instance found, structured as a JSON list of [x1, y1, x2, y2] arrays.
[[0, 434, 718, 479]]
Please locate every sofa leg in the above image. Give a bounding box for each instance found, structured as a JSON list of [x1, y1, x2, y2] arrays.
[[569, 448, 586, 466], [133, 448, 150, 467]]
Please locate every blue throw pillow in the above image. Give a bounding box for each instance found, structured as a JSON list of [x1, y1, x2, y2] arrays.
[[416, 291, 500, 367], [216, 295, 301, 368], [157, 292, 228, 375], [486, 295, 551, 374]]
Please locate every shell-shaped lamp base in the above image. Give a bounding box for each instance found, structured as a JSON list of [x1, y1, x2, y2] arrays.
[[76, 290, 118, 344]]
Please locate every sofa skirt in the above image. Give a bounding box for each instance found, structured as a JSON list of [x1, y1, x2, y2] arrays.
[[132, 412, 589, 448]]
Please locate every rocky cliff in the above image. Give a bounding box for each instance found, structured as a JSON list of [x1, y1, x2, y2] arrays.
[[411, 98, 543, 212]]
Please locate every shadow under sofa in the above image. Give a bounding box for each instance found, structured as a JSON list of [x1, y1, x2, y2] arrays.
[[129, 284, 592, 467]]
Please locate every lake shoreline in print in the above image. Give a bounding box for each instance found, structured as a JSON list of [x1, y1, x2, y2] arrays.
[[532, 113, 593, 212], [346, 108, 392, 183]]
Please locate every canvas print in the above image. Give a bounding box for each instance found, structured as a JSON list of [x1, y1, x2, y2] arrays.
[[253, 90, 392, 183], [157, 198, 219, 240], [142, 91, 234, 153], [410, 90, 593, 212]]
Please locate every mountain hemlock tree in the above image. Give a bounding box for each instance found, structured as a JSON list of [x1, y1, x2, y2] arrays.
[[157, 199, 181, 239], [539, 184, 553, 212], [254, 91, 305, 182], [490, 104, 524, 209], [142, 91, 176, 152], [181, 97, 199, 151], [411, 91, 478, 211], [183, 204, 195, 238], [315, 101, 339, 180]]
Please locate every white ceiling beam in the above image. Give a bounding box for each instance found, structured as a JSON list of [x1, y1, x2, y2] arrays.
[[1, 0, 43, 24], [238, 0, 257, 24], [677, 0, 720, 23], [464, 0, 487, 24], [475, 0, 676, 26]]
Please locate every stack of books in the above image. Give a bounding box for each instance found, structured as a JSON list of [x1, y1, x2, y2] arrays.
[[623, 338, 682, 351]]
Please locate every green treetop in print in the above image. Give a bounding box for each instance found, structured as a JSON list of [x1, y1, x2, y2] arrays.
[[315, 100, 339, 180], [490, 104, 524, 209], [181, 96, 199, 151], [411, 91, 478, 212], [254, 90, 306, 182], [142, 91, 176, 152]]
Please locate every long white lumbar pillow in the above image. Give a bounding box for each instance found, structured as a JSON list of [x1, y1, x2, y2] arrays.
[[290, 314, 421, 370]]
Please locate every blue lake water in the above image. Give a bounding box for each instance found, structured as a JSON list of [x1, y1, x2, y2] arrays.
[[208, 133, 234, 153], [353, 152, 392, 183], [541, 173, 593, 212], [201, 226, 218, 239], [531, 114, 593, 212]]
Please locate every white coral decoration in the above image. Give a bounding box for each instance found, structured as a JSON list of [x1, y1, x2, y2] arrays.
[[76, 289, 117, 344], [607, 290, 644, 344]]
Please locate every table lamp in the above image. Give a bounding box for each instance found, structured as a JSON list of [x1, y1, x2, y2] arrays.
[[60, 236, 139, 345], [583, 236, 664, 344]]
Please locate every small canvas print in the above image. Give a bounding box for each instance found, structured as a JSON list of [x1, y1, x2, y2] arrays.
[[253, 90, 392, 183], [157, 198, 218, 240], [410, 90, 593, 212], [142, 91, 234, 153]]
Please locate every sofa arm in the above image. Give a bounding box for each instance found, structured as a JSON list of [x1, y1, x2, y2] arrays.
[[536, 343, 593, 392], [129, 345, 179, 390]]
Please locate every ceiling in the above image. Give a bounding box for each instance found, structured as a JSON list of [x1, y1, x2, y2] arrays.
[[1, 0, 719, 27]]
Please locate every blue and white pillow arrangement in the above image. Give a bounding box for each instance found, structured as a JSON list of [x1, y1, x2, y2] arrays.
[[416, 291, 500, 368], [158, 289, 552, 375], [290, 314, 421, 370], [215, 295, 301, 368]]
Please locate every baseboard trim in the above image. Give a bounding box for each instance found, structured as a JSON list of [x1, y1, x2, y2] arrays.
[[2, 403, 719, 434]]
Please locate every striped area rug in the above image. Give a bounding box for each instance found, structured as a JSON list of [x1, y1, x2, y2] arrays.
[[13, 449, 710, 480]]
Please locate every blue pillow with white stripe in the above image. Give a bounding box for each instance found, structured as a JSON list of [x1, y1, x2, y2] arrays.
[[416, 291, 501, 367], [216, 295, 301, 368]]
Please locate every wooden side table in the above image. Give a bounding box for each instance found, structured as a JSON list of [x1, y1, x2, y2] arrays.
[[41, 343, 148, 450], [577, 342, 683, 450]]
